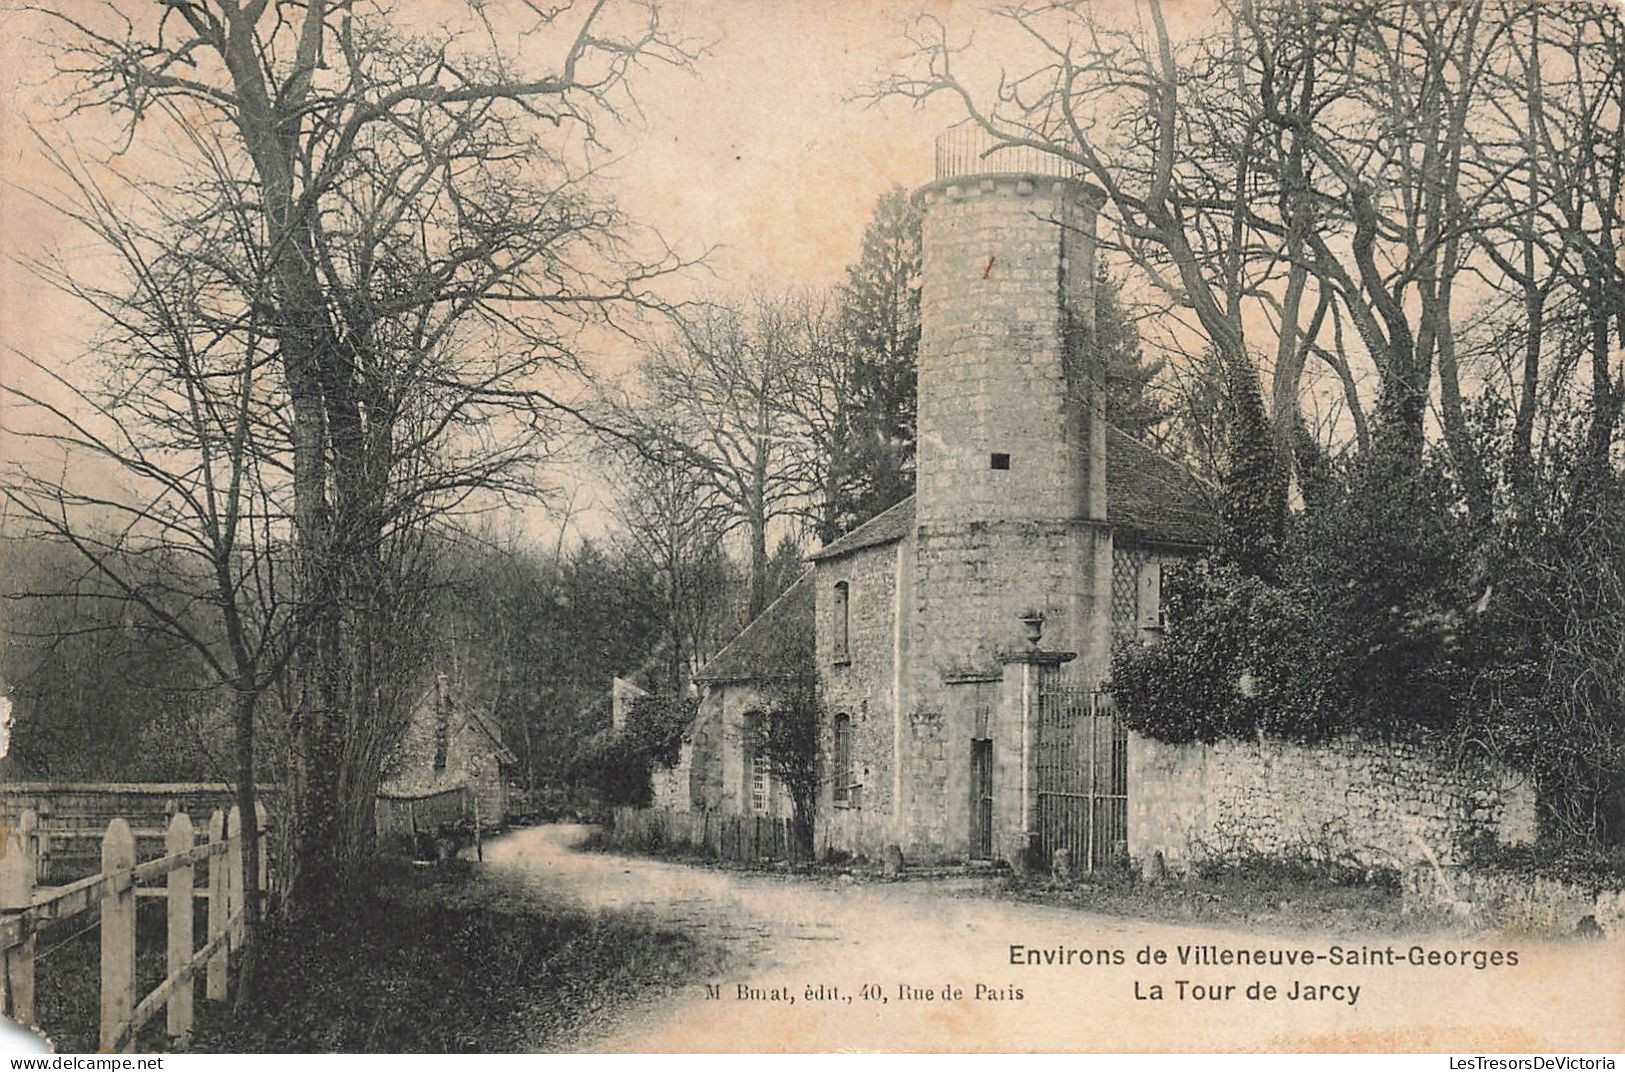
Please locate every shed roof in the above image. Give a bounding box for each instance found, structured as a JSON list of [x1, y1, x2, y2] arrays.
[[464, 705, 519, 767], [693, 571, 815, 685]]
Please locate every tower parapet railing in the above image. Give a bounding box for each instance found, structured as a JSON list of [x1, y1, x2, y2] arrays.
[[933, 122, 1084, 182]]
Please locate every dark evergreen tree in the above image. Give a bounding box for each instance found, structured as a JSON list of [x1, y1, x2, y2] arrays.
[[1096, 267, 1168, 442], [828, 186, 922, 537]]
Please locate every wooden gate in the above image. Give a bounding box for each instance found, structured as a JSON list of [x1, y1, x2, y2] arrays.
[[1036, 683, 1127, 872]]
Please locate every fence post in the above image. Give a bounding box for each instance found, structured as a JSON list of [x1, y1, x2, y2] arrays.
[[99, 817, 136, 1053], [18, 810, 38, 887], [254, 802, 270, 912], [1, 819, 36, 1028], [34, 804, 50, 885], [226, 807, 243, 947], [166, 811, 195, 1041], [205, 809, 227, 1002]]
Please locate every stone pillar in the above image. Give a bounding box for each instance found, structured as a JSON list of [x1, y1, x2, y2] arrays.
[[995, 647, 1075, 873]]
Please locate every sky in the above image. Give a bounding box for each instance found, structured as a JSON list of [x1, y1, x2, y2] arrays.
[[0, 0, 1222, 545]]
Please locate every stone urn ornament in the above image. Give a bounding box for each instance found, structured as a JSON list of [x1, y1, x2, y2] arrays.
[[1019, 611, 1046, 648]]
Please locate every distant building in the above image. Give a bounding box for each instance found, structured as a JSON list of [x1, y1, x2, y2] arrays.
[[610, 676, 650, 732], [377, 673, 517, 844]]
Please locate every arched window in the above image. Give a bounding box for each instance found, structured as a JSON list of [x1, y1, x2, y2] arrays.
[[832, 714, 854, 805], [832, 581, 850, 663]]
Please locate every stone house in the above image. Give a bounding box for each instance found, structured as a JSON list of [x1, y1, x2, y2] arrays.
[[651, 130, 1534, 873], [377, 673, 517, 843]]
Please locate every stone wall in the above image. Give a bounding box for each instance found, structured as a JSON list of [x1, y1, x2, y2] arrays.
[[818, 540, 901, 834], [380, 688, 506, 816], [1405, 866, 1625, 936], [660, 681, 791, 820], [913, 521, 1110, 685], [1129, 733, 1537, 871], [902, 706, 953, 860]]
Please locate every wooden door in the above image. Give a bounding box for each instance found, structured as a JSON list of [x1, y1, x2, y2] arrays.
[[970, 738, 994, 860]]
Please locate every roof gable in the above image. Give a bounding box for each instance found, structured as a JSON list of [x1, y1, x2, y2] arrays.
[[401, 679, 519, 767]]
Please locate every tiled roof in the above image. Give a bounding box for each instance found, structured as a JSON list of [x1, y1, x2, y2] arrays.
[[806, 496, 916, 561], [1104, 426, 1216, 547], [694, 571, 815, 684], [807, 426, 1215, 561]]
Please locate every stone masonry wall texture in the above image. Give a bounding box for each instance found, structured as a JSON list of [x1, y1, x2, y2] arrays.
[[1128, 732, 1537, 871], [913, 177, 1105, 690], [817, 541, 899, 855], [902, 175, 1109, 863]]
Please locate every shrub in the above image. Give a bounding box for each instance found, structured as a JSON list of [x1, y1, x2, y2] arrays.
[[569, 692, 696, 810], [623, 693, 695, 768], [570, 730, 656, 808], [1113, 452, 1483, 747]]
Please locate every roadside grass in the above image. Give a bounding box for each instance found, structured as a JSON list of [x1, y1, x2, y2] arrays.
[[189, 859, 728, 1053], [30, 900, 193, 1054], [27, 855, 728, 1054]]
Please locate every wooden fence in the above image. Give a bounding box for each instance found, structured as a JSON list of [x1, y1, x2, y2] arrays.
[[0, 803, 270, 1052], [609, 806, 810, 864], [375, 786, 471, 846], [0, 784, 271, 885]]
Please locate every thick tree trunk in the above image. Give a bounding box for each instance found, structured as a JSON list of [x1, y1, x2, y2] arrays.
[[232, 688, 261, 1004], [1434, 284, 1495, 533]]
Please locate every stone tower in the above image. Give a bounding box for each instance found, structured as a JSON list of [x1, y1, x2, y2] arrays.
[[895, 127, 1114, 860], [912, 132, 1111, 684]]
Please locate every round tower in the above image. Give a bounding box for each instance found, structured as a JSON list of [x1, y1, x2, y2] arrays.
[[910, 126, 1111, 678]]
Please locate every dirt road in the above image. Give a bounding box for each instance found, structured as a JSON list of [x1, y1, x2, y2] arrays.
[[483, 825, 1623, 1053]]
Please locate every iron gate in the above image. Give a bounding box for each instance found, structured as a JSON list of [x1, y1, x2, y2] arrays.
[[1036, 683, 1127, 871]]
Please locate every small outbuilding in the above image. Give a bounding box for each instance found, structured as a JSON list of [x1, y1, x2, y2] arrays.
[[377, 673, 517, 847]]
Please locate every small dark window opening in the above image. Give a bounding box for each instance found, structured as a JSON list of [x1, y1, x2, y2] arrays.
[[990, 453, 1011, 470], [832, 581, 850, 663]]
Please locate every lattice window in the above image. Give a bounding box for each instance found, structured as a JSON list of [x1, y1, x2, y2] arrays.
[[745, 709, 770, 814], [1111, 547, 1142, 634], [750, 748, 769, 813]]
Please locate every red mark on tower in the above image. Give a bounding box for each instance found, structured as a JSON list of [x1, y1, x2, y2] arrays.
[[983, 254, 996, 279]]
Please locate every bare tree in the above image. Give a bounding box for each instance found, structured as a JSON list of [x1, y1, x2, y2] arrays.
[[619, 296, 815, 619], [4, 141, 300, 979], [28, 0, 703, 915], [609, 443, 733, 694]]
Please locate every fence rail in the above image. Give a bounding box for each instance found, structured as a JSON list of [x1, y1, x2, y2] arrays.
[[0, 802, 271, 1052], [0, 784, 273, 886]]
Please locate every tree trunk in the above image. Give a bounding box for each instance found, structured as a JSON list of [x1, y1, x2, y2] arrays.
[[747, 489, 769, 620], [232, 687, 261, 1005]]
